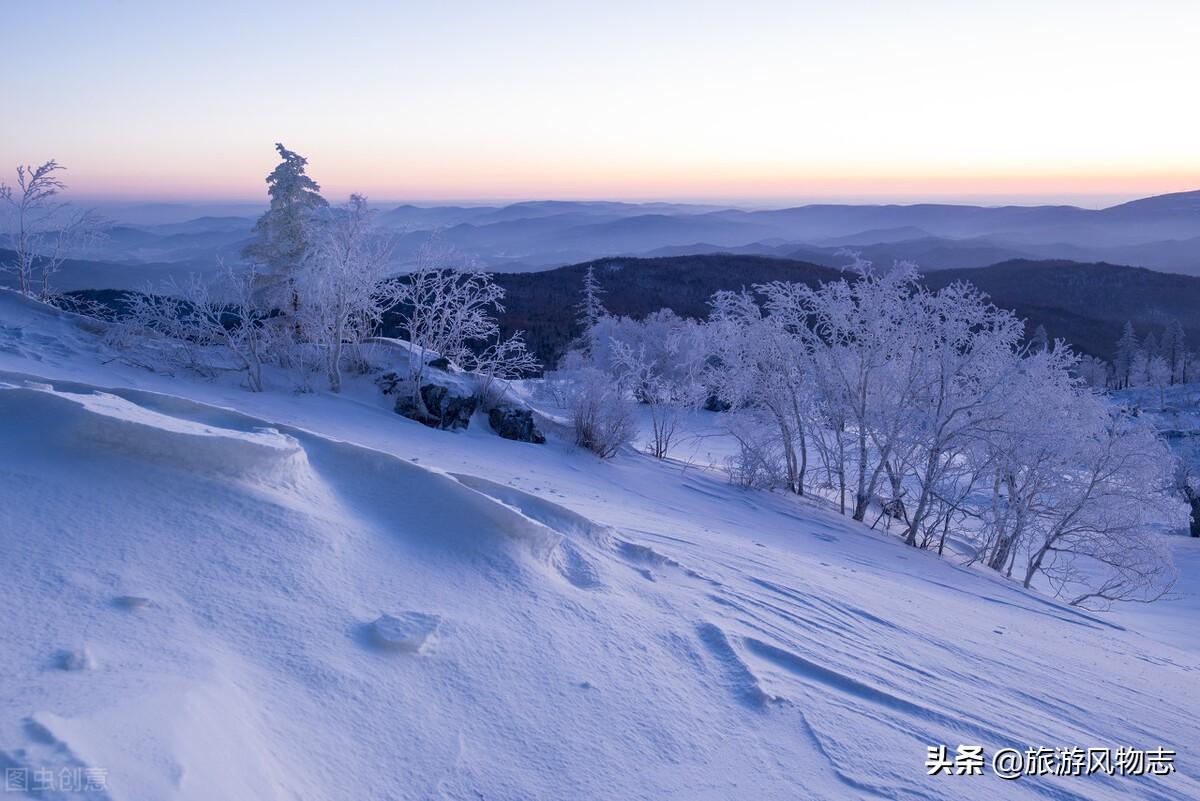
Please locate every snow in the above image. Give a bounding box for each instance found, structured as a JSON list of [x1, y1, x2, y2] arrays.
[[369, 612, 443, 653], [1, 289, 1198, 800]]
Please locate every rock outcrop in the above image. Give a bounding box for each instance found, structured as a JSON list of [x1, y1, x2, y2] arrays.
[[396, 383, 477, 430], [377, 371, 477, 430], [488, 406, 546, 444]]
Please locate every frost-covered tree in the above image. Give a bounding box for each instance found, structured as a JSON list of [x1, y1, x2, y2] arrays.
[[1161, 319, 1187, 384], [1113, 321, 1138, 389], [778, 260, 927, 520], [1, 160, 102, 300], [1029, 323, 1049, 353], [387, 246, 536, 418], [1142, 331, 1160, 365], [896, 283, 1025, 547], [116, 261, 278, 392], [576, 265, 607, 329], [1019, 408, 1177, 608], [565, 365, 637, 458], [1128, 350, 1150, 388], [973, 348, 1081, 575], [1145, 355, 1171, 408], [243, 143, 328, 311], [296, 195, 394, 392], [708, 289, 814, 495], [964, 343, 1179, 606], [599, 310, 710, 458], [466, 335, 541, 410], [573, 264, 608, 356], [1077, 355, 1111, 389]]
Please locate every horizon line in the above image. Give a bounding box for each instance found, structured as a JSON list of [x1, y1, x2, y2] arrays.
[[70, 187, 1199, 212]]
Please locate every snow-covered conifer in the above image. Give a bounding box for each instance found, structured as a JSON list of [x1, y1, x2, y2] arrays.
[[243, 144, 329, 312], [1113, 321, 1138, 389]]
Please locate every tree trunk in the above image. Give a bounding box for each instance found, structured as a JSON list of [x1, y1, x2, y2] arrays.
[[1186, 490, 1200, 537], [1022, 548, 1046, 588], [987, 534, 1013, 572], [796, 424, 807, 497], [853, 431, 869, 521], [937, 514, 951, 556]]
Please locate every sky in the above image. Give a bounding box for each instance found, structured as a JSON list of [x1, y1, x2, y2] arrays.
[[4, 0, 1199, 207]]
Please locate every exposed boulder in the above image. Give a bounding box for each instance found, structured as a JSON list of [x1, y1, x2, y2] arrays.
[[488, 406, 546, 444], [375, 371, 404, 395], [376, 369, 478, 430], [703, 393, 732, 413], [394, 383, 477, 430]]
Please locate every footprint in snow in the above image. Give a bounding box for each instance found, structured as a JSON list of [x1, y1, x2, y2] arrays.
[[57, 648, 96, 671], [113, 595, 153, 611]]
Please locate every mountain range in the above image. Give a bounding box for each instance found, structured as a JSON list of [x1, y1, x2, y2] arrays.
[[18, 190, 1199, 278]]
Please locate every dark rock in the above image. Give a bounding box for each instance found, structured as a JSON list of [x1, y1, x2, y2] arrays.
[[427, 356, 451, 371], [395, 383, 477, 430], [703, 393, 732, 413], [488, 406, 546, 444], [375, 371, 403, 395]]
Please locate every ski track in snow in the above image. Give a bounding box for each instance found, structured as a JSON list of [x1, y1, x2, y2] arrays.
[[1, 292, 1199, 800]]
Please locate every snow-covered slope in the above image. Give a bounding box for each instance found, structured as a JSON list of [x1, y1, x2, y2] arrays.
[[1, 291, 1198, 800]]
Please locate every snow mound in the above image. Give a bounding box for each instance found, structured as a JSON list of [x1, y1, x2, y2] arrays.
[[450, 472, 608, 587], [0, 290, 107, 366], [0, 382, 306, 481], [0, 380, 634, 799], [451, 472, 615, 548], [695, 623, 777, 708], [369, 612, 442, 653]]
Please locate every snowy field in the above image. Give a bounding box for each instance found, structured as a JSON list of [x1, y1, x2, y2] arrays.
[[1, 290, 1198, 801]]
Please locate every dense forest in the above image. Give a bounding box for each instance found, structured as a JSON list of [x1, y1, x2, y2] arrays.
[[480, 255, 1200, 370]]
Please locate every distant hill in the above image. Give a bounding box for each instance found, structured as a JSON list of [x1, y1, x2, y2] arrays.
[[1099, 189, 1200, 217], [484, 254, 842, 369], [52, 189, 1200, 277], [28, 247, 1200, 371], [923, 260, 1200, 359], [0, 248, 216, 294], [484, 255, 1200, 369]]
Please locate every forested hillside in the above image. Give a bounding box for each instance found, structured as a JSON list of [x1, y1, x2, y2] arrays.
[[486, 255, 1200, 368]]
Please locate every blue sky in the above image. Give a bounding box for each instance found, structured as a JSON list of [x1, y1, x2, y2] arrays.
[[5, 0, 1199, 205]]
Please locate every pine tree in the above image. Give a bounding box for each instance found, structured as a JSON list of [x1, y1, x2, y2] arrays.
[[1162, 319, 1186, 384], [1114, 321, 1138, 389], [243, 143, 328, 308], [575, 265, 608, 352], [1142, 331, 1160, 362]]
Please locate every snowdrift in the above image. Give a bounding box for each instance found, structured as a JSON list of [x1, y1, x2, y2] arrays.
[[0, 291, 1198, 800]]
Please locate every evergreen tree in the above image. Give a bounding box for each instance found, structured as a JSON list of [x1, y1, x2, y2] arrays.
[[243, 143, 328, 308], [574, 265, 608, 354], [1113, 321, 1138, 389], [1142, 331, 1160, 362], [1162, 319, 1187, 384]]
